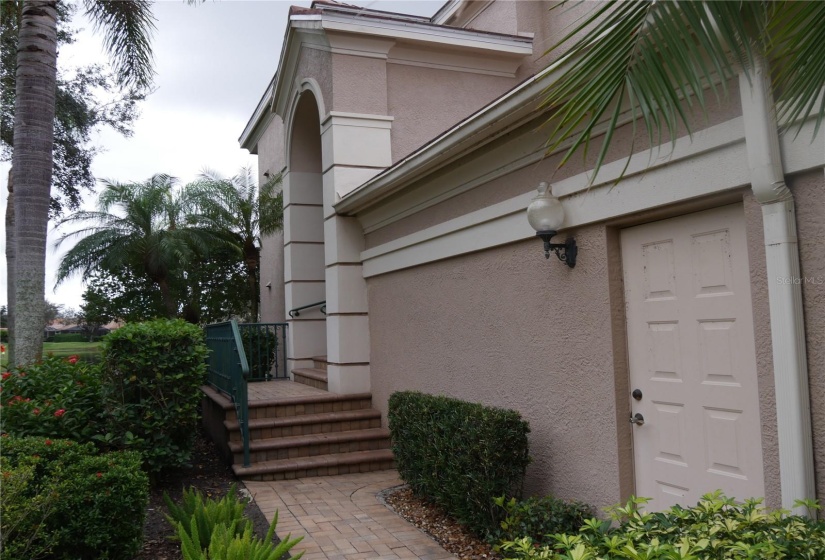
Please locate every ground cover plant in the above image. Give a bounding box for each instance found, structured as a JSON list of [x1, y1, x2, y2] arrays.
[[499, 492, 825, 559], [492, 495, 594, 548], [0, 437, 148, 560], [388, 391, 531, 537], [167, 484, 303, 560]]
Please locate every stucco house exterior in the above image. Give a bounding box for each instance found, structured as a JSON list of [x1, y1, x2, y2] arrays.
[[239, 0, 825, 515]]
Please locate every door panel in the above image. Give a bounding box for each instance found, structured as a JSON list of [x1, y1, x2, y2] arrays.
[[622, 204, 764, 511]]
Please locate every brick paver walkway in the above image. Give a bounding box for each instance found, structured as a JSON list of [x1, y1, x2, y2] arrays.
[[243, 470, 455, 560]]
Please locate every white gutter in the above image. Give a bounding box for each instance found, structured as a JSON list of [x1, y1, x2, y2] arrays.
[[739, 57, 815, 515]]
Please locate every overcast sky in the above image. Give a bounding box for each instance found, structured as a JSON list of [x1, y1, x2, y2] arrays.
[[1, 0, 443, 311]]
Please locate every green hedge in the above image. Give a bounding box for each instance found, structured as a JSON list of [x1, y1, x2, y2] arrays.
[[388, 391, 531, 536], [49, 333, 86, 343], [101, 319, 208, 473], [0, 437, 148, 560]]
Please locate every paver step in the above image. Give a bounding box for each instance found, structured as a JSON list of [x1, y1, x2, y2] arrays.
[[228, 428, 391, 463], [292, 367, 328, 391], [225, 408, 383, 442], [311, 356, 328, 371], [246, 392, 373, 420], [232, 448, 395, 481]]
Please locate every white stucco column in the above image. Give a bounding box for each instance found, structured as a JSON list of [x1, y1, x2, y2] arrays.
[[283, 170, 327, 370], [321, 112, 393, 393]]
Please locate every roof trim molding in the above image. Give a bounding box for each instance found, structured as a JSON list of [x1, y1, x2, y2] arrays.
[[239, 2, 532, 152]]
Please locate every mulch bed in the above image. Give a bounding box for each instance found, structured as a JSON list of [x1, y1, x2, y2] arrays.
[[138, 428, 499, 560], [134, 427, 273, 560]]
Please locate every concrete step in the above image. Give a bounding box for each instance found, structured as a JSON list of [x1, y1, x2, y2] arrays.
[[228, 428, 391, 464], [225, 408, 383, 442], [311, 356, 328, 371], [246, 392, 372, 420], [293, 367, 328, 391], [232, 448, 395, 481]]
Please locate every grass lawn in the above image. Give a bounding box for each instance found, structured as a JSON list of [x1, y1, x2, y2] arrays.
[[1, 342, 102, 368]]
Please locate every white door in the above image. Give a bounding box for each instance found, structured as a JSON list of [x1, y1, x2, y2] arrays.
[[621, 204, 764, 511]]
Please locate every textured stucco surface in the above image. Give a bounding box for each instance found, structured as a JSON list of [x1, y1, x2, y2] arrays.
[[386, 62, 516, 163], [743, 193, 781, 510], [257, 114, 286, 324], [367, 227, 626, 507], [789, 171, 825, 505], [365, 83, 743, 250], [332, 52, 388, 115], [294, 47, 333, 120]]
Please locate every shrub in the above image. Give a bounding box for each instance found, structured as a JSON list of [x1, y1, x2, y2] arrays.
[[491, 495, 594, 547], [1, 436, 149, 560], [499, 492, 825, 559], [0, 459, 58, 560], [0, 356, 104, 441], [388, 391, 531, 536], [50, 333, 86, 343], [165, 484, 250, 549], [178, 510, 304, 560], [100, 319, 208, 472], [241, 326, 279, 380]]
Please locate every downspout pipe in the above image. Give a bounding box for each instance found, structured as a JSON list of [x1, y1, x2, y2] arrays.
[[739, 56, 815, 515]]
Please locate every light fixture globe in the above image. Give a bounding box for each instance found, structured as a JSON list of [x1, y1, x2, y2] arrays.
[[527, 182, 565, 233], [526, 181, 577, 268]]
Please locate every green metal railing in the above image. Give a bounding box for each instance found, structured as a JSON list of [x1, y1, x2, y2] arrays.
[[238, 323, 289, 380], [204, 320, 251, 467]]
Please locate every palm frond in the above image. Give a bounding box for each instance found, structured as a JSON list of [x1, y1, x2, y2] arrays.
[[769, 1, 825, 138], [83, 0, 156, 89], [543, 0, 773, 184]]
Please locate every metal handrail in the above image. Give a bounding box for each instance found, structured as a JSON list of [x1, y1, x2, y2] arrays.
[[288, 300, 326, 318], [204, 320, 251, 467]]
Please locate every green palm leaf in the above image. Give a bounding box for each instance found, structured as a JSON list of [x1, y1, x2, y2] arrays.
[[543, 0, 825, 184]]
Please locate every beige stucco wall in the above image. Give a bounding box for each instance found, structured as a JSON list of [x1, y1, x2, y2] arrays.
[[367, 226, 630, 506], [331, 52, 388, 115], [257, 116, 286, 324], [789, 171, 825, 504], [386, 62, 516, 162]]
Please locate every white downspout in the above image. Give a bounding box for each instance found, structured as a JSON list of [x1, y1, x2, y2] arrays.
[[739, 56, 815, 515]]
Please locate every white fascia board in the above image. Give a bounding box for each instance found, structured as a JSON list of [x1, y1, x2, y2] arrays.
[[239, 77, 276, 152], [320, 14, 532, 55], [333, 64, 559, 215], [431, 0, 460, 25]]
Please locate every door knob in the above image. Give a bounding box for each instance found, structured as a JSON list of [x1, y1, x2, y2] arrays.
[[629, 413, 645, 426], [632, 389, 642, 401]]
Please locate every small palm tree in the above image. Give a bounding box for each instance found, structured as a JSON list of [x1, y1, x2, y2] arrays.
[[543, 0, 825, 181], [10, 0, 155, 366], [54, 174, 220, 319], [188, 168, 284, 321]]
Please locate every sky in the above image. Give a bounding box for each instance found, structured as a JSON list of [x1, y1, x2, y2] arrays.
[[1, 0, 443, 311]]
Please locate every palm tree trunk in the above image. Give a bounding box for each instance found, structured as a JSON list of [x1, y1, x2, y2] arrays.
[[11, 1, 58, 366], [156, 277, 178, 319], [244, 247, 259, 322], [5, 169, 15, 365]]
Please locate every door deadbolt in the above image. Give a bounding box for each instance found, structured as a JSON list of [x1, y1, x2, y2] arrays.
[[629, 413, 645, 426], [632, 389, 642, 401]]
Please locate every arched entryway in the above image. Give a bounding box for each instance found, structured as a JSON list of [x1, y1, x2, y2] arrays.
[[284, 90, 326, 369]]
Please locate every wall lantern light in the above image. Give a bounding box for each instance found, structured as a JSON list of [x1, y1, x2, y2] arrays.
[[526, 182, 577, 268]]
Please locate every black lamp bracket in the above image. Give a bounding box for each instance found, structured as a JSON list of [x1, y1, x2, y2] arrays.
[[536, 230, 577, 268]]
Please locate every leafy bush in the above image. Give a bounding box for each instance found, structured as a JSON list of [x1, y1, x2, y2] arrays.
[[491, 495, 594, 547], [165, 484, 250, 549], [0, 459, 58, 560], [1, 329, 8, 343], [178, 510, 304, 560], [499, 492, 825, 559], [1, 437, 149, 560], [0, 356, 103, 441], [100, 319, 208, 472], [241, 326, 279, 380], [388, 391, 531, 536]]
